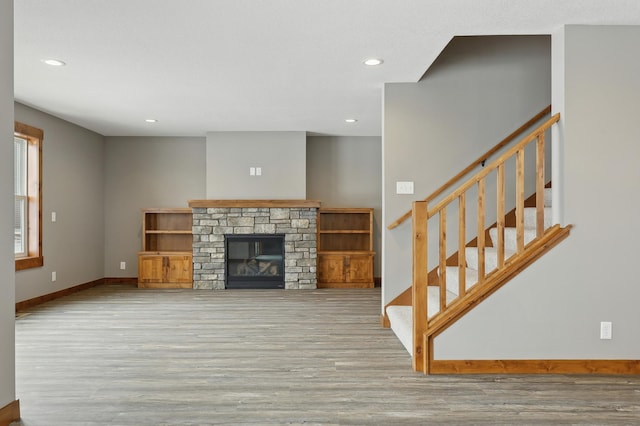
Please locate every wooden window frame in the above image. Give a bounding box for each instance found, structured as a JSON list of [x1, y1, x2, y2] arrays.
[[14, 121, 43, 271]]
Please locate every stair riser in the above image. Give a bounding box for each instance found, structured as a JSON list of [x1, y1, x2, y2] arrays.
[[544, 188, 552, 207]]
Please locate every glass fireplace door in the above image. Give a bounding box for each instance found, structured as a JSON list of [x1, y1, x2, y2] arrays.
[[225, 235, 285, 289]]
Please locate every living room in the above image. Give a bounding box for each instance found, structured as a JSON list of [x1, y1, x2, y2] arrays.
[[4, 1, 640, 424]]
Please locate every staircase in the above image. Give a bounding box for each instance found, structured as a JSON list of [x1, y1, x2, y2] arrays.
[[387, 188, 553, 356], [384, 108, 574, 374]]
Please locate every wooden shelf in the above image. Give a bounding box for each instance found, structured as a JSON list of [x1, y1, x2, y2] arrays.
[[317, 208, 374, 288], [139, 250, 192, 256], [145, 230, 193, 234], [319, 230, 371, 234], [139, 208, 193, 288], [142, 208, 193, 252], [318, 250, 372, 254]]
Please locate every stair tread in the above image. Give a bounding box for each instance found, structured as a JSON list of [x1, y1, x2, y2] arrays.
[[386, 284, 458, 358], [465, 246, 517, 272], [489, 227, 538, 252], [386, 305, 412, 355], [428, 285, 457, 317], [444, 266, 478, 295]]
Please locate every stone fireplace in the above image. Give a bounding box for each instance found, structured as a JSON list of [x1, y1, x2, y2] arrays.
[[189, 200, 320, 289]]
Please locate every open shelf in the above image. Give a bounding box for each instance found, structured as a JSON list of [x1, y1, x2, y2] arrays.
[[142, 208, 193, 251], [139, 208, 193, 288], [317, 208, 374, 288]]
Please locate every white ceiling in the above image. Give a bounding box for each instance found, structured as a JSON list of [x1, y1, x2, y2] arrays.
[[13, 0, 640, 137]]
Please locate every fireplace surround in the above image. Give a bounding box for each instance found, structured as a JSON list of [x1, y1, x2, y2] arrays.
[[189, 200, 320, 290]]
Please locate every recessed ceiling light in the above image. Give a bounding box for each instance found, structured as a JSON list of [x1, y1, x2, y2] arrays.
[[363, 58, 383, 66], [42, 59, 66, 67], [345, 118, 358, 123], [145, 119, 158, 123]]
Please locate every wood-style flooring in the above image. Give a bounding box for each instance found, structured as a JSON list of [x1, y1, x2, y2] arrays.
[[12, 285, 640, 425]]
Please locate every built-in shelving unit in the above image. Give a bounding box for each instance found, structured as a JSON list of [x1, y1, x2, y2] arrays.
[[138, 208, 193, 288], [317, 208, 374, 288]]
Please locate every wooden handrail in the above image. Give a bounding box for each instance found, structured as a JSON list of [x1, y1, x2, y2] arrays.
[[426, 113, 559, 219], [388, 105, 552, 230]]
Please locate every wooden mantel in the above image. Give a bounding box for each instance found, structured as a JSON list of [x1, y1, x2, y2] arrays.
[[188, 199, 321, 208]]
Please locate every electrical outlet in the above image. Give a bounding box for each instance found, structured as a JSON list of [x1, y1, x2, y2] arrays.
[[120, 261, 126, 270], [256, 167, 262, 176], [600, 321, 612, 340], [51, 271, 57, 282], [250, 167, 256, 176], [51, 211, 57, 222]]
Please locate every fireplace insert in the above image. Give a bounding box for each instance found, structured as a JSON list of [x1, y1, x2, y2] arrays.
[[225, 234, 285, 289]]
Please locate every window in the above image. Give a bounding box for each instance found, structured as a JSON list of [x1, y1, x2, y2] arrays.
[[14, 122, 43, 271], [14, 136, 27, 256]]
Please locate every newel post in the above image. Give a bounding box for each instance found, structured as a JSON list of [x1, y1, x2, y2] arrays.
[[412, 201, 428, 372]]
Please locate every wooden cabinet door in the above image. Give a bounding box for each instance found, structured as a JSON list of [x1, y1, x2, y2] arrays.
[[138, 255, 164, 283], [346, 254, 373, 283], [166, 255, 193, 284], [317, 254, 345, 283]]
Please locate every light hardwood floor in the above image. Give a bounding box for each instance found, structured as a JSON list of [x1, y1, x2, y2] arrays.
[[12, 285, 640, 425]]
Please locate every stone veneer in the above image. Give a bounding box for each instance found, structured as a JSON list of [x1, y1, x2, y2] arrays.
[[191, 206, 317, 289]]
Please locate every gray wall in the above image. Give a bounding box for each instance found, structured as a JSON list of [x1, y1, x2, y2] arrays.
[[14, 104, 106, 303], [103, 137, 206, 277], [103, 135, 381, 279], [307, 136, 382, 276], [0, 0, 15, 408], [206, 131, 306, 199], [383, 36, 551, 307], [434, 25, 640, 359]]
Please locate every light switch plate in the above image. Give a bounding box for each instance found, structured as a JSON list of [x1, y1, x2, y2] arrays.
[[396, 181, 414, 194], [600, 321, 612, 339]]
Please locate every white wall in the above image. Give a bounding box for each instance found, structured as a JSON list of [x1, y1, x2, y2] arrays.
[[306, 136, 382, 276], [14, 104, 106, 303], [383, 36, 551, 307], [103, 137, 205, 277], [435, 25, 640, 359], [0, 0, 16, 409], [206, 131, 306, 199]]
